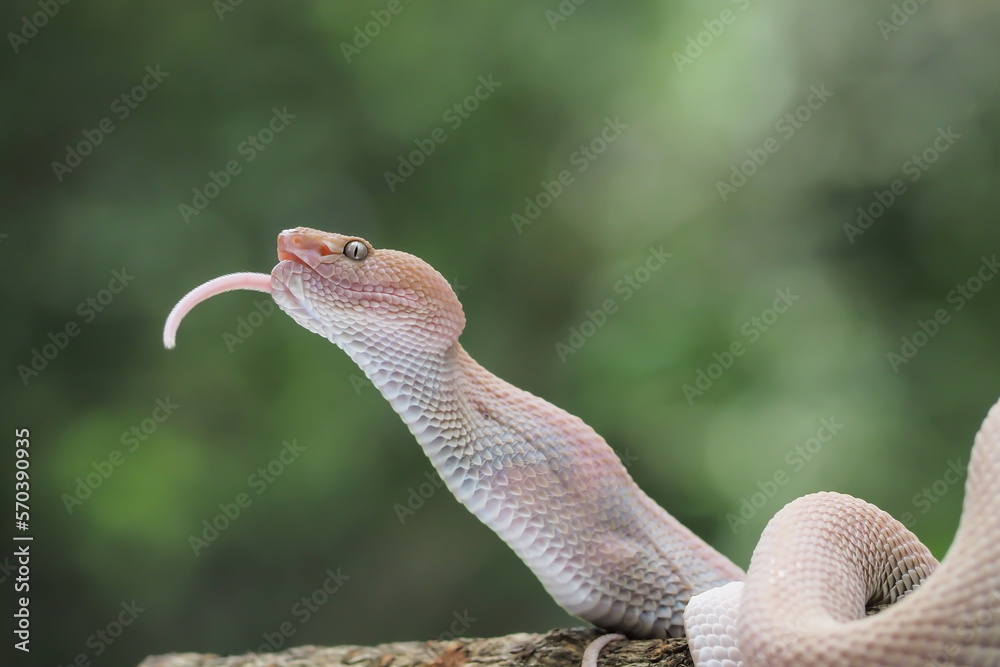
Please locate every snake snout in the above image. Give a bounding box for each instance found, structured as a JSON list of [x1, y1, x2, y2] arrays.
[[277, 228, 338, 269]]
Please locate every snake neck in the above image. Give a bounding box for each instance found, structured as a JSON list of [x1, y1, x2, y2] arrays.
[[345, 338, 743, 638]]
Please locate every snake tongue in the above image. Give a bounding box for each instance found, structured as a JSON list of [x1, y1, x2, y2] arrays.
[[163, 272, 272, 349]]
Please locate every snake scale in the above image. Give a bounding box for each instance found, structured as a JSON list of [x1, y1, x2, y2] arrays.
[[164, 228, 1000, 666]]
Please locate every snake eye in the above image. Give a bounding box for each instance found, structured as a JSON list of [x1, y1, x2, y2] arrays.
[[344, 240, 368, 260]]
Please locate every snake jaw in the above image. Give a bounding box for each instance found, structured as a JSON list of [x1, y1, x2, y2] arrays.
[[277, 228, 368, 281], [270, 260, 328, 339]]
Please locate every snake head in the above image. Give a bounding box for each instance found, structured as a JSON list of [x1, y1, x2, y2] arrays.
[[271, 227, 466, 355]]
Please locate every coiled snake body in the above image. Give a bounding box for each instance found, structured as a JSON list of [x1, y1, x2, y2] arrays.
[[164, 228, 1000, 666]]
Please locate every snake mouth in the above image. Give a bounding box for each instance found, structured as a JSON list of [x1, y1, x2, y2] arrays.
[[277, 228, 337, 269], [274, 227, 419, 304]]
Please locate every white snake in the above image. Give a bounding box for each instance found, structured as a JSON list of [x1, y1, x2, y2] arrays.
[[164, 228, 1000, 666]]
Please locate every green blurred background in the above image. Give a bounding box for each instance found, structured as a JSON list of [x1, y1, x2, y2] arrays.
[[4, 2, 1000, 666]]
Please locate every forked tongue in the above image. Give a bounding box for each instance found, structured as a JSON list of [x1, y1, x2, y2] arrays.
[[163, 272, 272, 349]]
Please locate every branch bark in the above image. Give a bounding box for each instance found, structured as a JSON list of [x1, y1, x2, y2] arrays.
[[137, 628, 694, 667]]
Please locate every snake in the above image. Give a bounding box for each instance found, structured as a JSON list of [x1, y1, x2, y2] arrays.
[[163, 227, 1000, 666]]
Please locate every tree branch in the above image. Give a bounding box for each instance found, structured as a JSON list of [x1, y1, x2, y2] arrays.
[[137, 628, 694, 667]]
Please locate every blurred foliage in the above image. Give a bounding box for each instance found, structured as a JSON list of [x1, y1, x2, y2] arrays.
[[3, 1, 1000, 666]]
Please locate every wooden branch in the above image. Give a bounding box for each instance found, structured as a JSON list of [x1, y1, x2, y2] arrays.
[[137, 628, 694, 667]]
